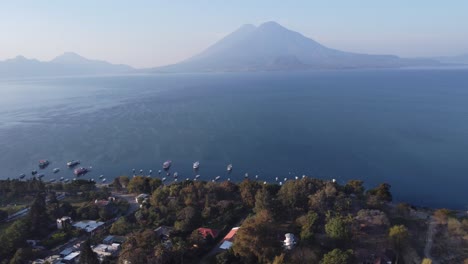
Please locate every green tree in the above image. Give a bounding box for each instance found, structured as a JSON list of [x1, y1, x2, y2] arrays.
[[389, 225, 409, 263], [28, 192, 50, 237], [344, 180, 365, 197], [320, 249, 353, 264], [325, 216, 350, 241], [9, 247, 34, 264], [110, 217, 133, 235], [297, 211, 318, 242], [421, 258, 432, 264], [79, 239, 99, 264], [233, 210, 281, 263], [174, 206, 201, 232], [239, 180, 261, 208], [367, 183, 392, 202], [0, 219, 30, 259]]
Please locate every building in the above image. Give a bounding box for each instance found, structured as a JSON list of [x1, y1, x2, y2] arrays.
[[283, 233, 296, 250], [62, 252, 80, 263], [103, 235, 127, 245], [93, 243, 121, 260], [198, 228, 219, 240], [219, 227, 240, 250], [154, 226, 174, 240], [72, 220, 105, 233], [57, 216, 72, 229], [135, 193, 149, 203]]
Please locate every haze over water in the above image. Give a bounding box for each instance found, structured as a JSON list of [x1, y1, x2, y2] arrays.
[[0, 69, 467, 209]]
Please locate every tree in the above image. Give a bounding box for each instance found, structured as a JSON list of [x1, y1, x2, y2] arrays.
[[367, 183, 392, 202], [320, 249, 353, 264], [421, 258, 432, 264], [0, 209, 7, 221], [297, 211, 318, 242], [9, 248, 34, 264], [239, 180, 261, 208], [110, 217, 133, 235], [388, 225, 409, 263], [325, 216, 350, 241], [28, 192, 50, 237], [0, 219, 30, 259], [174, 206, 201, 232], [344, 180, 365, 197], [80, 239, 99, 264], [233, 210, 281, 263]]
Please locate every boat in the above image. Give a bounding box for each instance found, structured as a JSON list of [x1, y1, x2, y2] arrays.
[[173, 172, 178, 178], [60, 177, 64, 181], [140, 169, 143, 174], [39, 160, 49, 169], [162, 177, 166, 182], [49, 179, 56, 183], [64, 179, 70, 183], [244, 173, 249, 178], [37, 174, 45, 179], [74, 167, 88, 176], [193, 161, 200, 170], [149, 170, 153, 174], [31, 170, 37, 175], [195, 175, 200, 179], [102, 178, 106, 183], [99, 175, 104, 179], [53, 168, 60, 173], [66, 160, 80, 167], [158, 170, 162, 174], [163, 160, 172, 170], [215, 176, 221, 181], [227, 164, 233, 172], [19, 174, 26, 179]]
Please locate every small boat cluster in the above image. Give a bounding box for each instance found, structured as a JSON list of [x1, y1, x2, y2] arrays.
[[16, 159, 93, 183]]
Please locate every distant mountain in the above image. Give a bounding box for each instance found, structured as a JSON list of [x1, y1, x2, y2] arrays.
[[432, 54, 468, 64], [152, 21, 439, 72], [0, 52, 133, 78]]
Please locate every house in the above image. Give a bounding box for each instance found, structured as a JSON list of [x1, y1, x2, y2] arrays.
[[283, 233, 296, 250], [103, 235, 127, 245], [57, 216, 72, 229], [198, 228, 219, 240], [62, 252, 80, 263], [135, 194, 149, 203], [219, 227, 240, 250], [72, 220, 105, 233], [155, 226, 174, 240], [93, 243, 121, 260]]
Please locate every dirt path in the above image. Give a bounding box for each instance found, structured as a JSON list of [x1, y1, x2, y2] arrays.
[[424, 216, 437, 263]]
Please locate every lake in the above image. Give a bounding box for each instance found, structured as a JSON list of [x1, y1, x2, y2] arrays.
[[0, 69, 467, 209]]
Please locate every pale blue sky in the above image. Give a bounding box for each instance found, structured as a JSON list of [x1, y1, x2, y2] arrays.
[[1, 0, 467, 68]]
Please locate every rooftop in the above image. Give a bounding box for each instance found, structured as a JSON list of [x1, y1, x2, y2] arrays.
[[73, 220, 105, 232]]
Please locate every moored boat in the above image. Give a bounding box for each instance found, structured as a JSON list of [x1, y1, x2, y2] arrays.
[[163, 160, 172, 170], [53, 168, 60, 173], [193, 161, 200, 170], [227, 164, 233, 172], [19, 174, 26, 179], [39, 160, 49, 169], [67, 160, 80, 167], [74, 167, 88, 176], [31, 170, 37, 175]]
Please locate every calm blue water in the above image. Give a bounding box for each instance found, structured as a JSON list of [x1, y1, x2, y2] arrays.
[[0, 70, 467, 209]]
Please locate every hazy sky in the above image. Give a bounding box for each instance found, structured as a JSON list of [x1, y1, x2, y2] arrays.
[[1, 1, 467, 68]]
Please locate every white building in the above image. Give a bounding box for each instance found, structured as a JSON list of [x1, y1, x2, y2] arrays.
[[72, 220, 105, 233], [57, 216, 72, 229], [283, 233, 296, 250]]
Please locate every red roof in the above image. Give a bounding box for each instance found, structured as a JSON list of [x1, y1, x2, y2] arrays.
[[198, 228, 219, 239], [222, 227, 239, 241]]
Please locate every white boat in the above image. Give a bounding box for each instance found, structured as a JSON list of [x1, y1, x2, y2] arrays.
[[215, 176, 221, 181], [64, 179, 70, 183], [227, 164, 233, 172], [193, 161, 200, 169], [195, 175, 200, 179], [99, 175, 104, 178], [66, 160, 80, 167], [102, 178, 106, 182], [244, 173, 249, 178], [173, 172, 178, 178], [162, 177, 166, 182], [53, 168, 60, 173], [49, 178, 56, 183], [19, 174, 26, 179], [60, 177, 64, 181]]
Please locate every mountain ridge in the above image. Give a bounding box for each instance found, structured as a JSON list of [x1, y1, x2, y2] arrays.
[[152, 21, 439, 72]]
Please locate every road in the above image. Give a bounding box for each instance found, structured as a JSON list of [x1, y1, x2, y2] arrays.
[[424, 216, 438, 264]]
